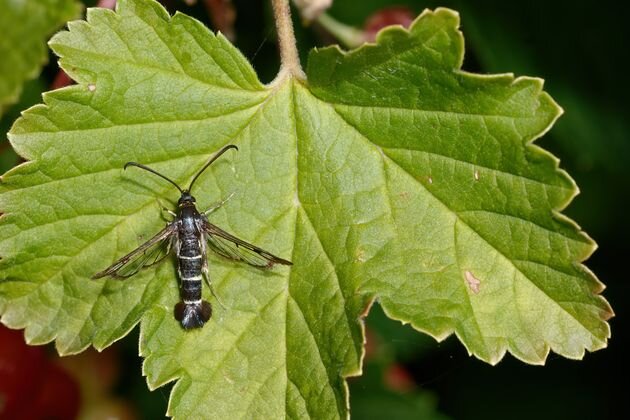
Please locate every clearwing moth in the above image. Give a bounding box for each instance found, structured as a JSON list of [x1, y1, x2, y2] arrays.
[[93, 145, 292, 329]]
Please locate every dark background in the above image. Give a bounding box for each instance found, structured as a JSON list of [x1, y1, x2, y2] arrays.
[[1, 0, 626, 418]]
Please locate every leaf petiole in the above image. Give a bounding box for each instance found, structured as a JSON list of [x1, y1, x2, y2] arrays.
[[270, 0, 306, 84]]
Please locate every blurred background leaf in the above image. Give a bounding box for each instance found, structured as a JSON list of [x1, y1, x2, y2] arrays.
[[0, 0, 626, 418], [0, 0, 81, 116], [0, 0, 81, 172]]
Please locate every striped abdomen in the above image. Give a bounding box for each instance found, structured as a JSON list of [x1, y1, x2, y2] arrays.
[[174, 233, 211, 329]]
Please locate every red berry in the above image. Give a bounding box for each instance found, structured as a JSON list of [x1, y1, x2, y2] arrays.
[[19, 363, 81, 420], [364, 6, 415, 42], [0, 326, 80, 419], [384, 363, 416, 393], [0, 326, 46, 418]]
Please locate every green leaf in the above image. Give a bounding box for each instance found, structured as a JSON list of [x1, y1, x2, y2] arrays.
[[0, 1, 612, 418], [306, 9, 612, 364], [0, 0, 81, 117]]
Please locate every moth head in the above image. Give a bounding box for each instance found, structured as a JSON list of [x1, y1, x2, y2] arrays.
[[178, 191, 196, 207]]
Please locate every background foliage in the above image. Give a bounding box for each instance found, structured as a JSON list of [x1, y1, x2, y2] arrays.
[[0, 0, 626, 418]]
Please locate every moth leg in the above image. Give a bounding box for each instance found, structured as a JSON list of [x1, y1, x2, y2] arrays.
[[210, 284, 227, 310], [199, 237, 226, 309], [203, 192, 236, 216], [157, 199, 176, 219], [203, 271, 226, 309]]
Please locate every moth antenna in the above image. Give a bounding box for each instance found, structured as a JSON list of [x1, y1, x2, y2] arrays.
[[124, 162, 184, 193], [188, 144, 238, 192]]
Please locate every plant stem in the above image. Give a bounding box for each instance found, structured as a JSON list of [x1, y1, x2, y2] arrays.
[[317, 13, 365, 49], [270, 0, 306, 83]]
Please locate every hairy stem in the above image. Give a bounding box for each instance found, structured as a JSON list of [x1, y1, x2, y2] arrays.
[[270, 0, 305, 83]]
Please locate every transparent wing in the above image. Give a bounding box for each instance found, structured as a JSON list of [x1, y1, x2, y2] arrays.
[[201, 220, 292, 269], [92, 223, 177, 279]]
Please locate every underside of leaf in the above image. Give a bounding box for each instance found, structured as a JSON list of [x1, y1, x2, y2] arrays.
[[306, 8, 612, 364], [0, 0, 611, 418]]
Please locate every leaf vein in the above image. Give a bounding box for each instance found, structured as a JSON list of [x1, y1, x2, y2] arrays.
[[381, 146, 567, 192], [458, 209, 587, 246], [57, 45, 256, 92], [5, 103, 266, 194]]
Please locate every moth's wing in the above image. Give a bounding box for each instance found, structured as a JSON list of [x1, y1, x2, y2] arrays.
[[92, 223, 177, 279], [201, 220, 292, 269]]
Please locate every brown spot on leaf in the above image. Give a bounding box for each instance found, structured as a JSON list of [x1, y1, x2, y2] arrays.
[[464, 270, 481, 294]]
